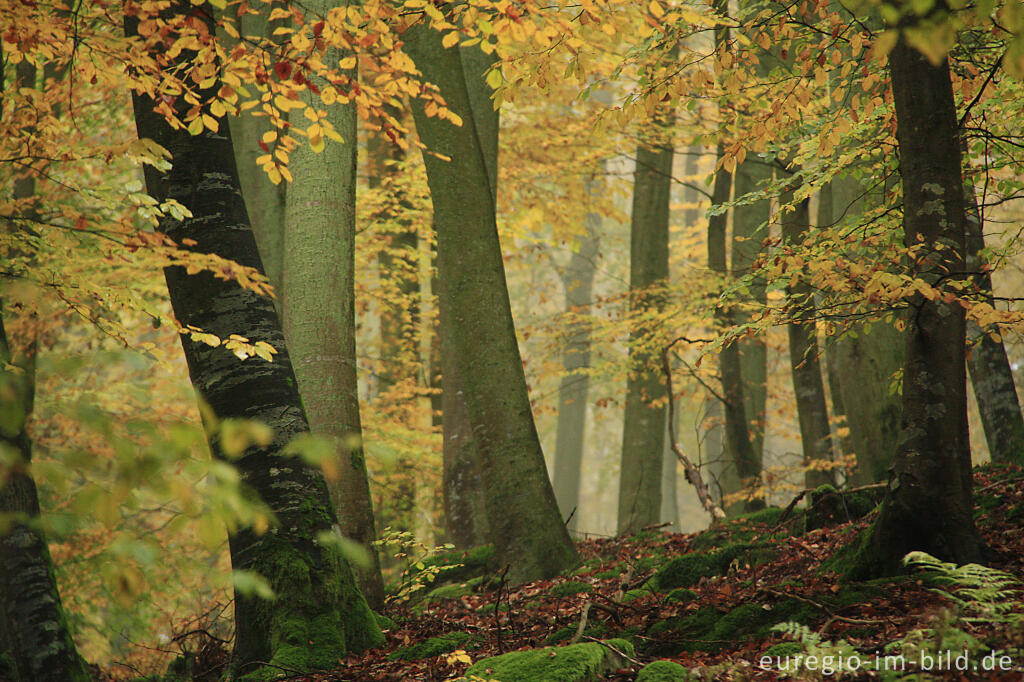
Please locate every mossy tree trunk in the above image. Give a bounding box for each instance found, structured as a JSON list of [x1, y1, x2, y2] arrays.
[[128, 3, 383, 673], [780, 186, 834, 489], [280, 7, 385, 609], [848, 38, 983, 578], [617, 139, 672, 535], [963, 181, 1024, 466], [552, 173, 599, 533], [403, 18, 577, 582]]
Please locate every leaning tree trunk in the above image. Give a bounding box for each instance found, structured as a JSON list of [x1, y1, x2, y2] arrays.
[[552, 177, 599, 533], [402, 18, 577, 582], [617, 139, 672, 535], [128, 3, 382, 673], [848, 37, 983, 578], [963, 174, 1024, 466], [440, 42, 499, 549], [780, 185, 834, 489], [280, 5, 384, 608]]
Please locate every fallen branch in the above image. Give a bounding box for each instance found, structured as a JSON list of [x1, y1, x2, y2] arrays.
[[569, 600, 592, 645], [662, 341, 727, 523], [581, 634, 643, 667]]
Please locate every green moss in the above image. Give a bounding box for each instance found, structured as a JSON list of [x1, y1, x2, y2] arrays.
[[543, 622, 606, 646], [236, 534, 384, 681], [425, 545, 496, 584], [388, 631, 478, 661], [374, 611, 397, 630], [691, 507, 786, 551], [646, 543, 778, 591], [665, 588, 697, 603], [549, 580, 594, 598], [425, 582, 474, 602], [464, 639, 635, 682], [635, 660, 693, 681], [593, 569, 619, 580], [762, 642, 804, 657], [622, 588, 653, 603]]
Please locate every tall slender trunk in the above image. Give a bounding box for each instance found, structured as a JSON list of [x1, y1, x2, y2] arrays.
[[403, 19, 577, 582], [280, 11, 384, 608], [850, 38, 983, 577], [128, 3, 382, 671], [780, 185, 834, 489], [822, 177, 903, 485], [552, 174, 599, 532], [0, 59, 88, 682], [617, 138, 672, 535], [963, 173, 1024, 466]]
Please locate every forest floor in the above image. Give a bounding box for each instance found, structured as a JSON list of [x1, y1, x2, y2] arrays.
[[136, 464, 1024, 681]]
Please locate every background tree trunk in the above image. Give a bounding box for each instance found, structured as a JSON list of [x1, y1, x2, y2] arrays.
[[780, 186, 834, 489], [617, 141, 672, 535], [403, 20, 577, 582], [850, 39, 983, 577]]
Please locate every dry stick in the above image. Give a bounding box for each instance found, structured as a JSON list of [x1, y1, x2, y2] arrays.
[[581, 635, 644, 667], [569, 600, 592, 645], [662, 340, 728, 523]]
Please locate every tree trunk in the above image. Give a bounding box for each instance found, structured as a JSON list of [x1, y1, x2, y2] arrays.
[[128, 4, 382, 672], [708, 144, 761, 513], [730, 158, 770, 469], [821, 177, 904, 485], [552, 175, 599, 533], [402, 19, 577, 582], [780, 186, 834, 489], [617, 141, 672, 535], [963, 180, 1024, 466], [660, 409, 680, 528], [849, 38, 983, 578], [280, 19, 384, 608]]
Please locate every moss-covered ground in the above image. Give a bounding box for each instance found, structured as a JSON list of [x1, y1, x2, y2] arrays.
[[139, 465, 1024, 681]]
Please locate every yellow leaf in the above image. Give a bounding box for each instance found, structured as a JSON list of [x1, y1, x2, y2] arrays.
[[485, 67, 502, 90], [262, 130, 277, 144], [187, 116, 203, 136], [338, 56, 357, 70], [442, 31, 459, 48], [649, 0, 664, 18], [310, 134, 325, 153]]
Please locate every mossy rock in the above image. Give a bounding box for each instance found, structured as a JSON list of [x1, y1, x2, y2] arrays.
[[593, 569, 619, 580], [549, 580, 594, 598], [425, 581, 474, 602], [544, 622, 607, 646], [424, 545, 497, 585], [374, 611, 398, 631], [664, 588, 697, 604], [646, 543, 778, 591], [690, 507, 786, 552], [388, 631, 479, 661], [762, 642, 803, 657], [635, 660, 694, 681], [804, 485, 883, 532], [464, 639, 634, 682]]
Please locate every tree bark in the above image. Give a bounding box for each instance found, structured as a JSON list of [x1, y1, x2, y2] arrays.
[[617, 140, 672, 535], [128, 3, 383, 672], [849, 38, 983, 577], [552, 175, 599, 533], [402, 19, 577, 582], [780, 186, 834, 489], [281, 16, 384, 608], [963, 179, 1024, 466]]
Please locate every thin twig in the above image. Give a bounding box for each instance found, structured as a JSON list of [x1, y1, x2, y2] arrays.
[[569, 600, 592, 645], [581, 634, 643, 667]]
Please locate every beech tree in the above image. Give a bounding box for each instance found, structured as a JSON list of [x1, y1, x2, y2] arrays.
[[128, 1, 383, 673], [402, 16, 577, 582], [849, 34, 984, 577]]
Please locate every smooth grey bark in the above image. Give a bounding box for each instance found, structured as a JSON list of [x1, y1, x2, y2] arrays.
[[963, 180, 1024, 465], [403, 19, 577, 582], [226, 6, 286, 293], [730, 158, 770, 466], [850, 38, 983, 577], [552, 176, 600, 533], [780, 186, 834, 489], [440, 44, 498, 548], [617, 139, 672, 535], [281, 22, 384, 608], [708, 143, 761, 513], [660, 409, 680, 527], [128, 4, 382, 672]]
